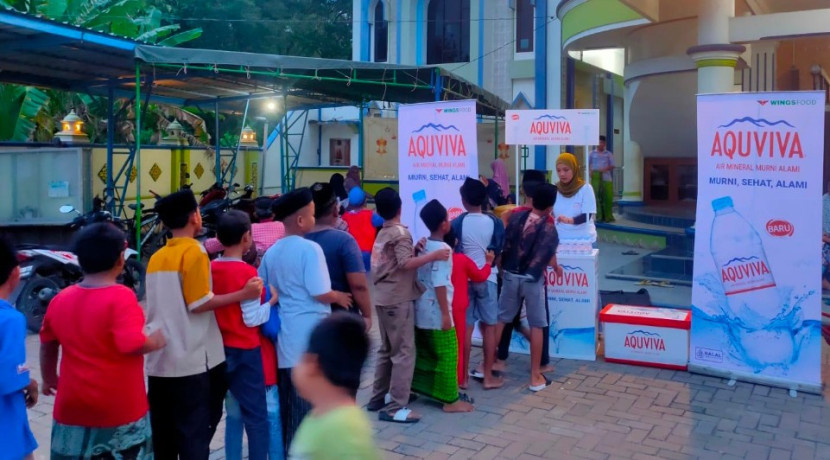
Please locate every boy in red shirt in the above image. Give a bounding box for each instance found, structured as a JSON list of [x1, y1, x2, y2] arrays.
[[441, 230, 494, 389], [212, 210, 277, 460], [40, 223, 166, 459], [342, 187, 382, 271]]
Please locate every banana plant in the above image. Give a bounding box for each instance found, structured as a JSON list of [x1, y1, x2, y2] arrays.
[[0, 0, 203, 141]]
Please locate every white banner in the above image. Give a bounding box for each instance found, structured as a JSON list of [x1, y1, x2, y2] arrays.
[[503, 251, 599, 361], [505, 109, 600, 146], [691, 92, 824, 391], [398, 100, 478, 240]]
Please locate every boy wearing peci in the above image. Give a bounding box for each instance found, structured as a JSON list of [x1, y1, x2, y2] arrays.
[[258, 188, 352, 451], [367, 188, 450, 424], [145, 189, 263, 460], [412, 200, 474, 413]]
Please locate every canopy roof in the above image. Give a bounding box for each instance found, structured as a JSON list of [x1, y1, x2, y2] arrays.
[[0, 9, 506, 115]]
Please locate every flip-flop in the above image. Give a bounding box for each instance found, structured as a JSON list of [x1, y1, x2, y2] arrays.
[[458, 392, 475, 404], [528, 375, 552, 392], [368, 392, 417, 411], [378, 407, 420, 424]]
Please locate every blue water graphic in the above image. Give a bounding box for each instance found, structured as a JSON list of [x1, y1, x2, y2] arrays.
[[508, 326, 596, 360], [693, 272, 821, 377]]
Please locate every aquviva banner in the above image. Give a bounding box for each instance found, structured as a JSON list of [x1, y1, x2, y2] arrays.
[[398, 100, 478, 240], [505, 109, 599, 146], [691, 91, 824, 391], [503, 251, 599, 361]]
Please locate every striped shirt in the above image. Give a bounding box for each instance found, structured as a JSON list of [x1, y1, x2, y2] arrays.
[[145, 237, 225, 377]]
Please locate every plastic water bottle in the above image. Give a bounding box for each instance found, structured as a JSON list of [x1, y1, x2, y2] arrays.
[[709, 196, 780, 330]]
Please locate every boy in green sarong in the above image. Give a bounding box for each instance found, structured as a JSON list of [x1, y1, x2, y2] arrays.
[[413, 200, 474, 413]]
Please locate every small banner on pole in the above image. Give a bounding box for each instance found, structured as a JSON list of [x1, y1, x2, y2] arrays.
[[691, 91, 824, 392], [505, 109, 599, 146]]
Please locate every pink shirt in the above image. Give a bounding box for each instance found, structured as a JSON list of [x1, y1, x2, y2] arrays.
[[204, 220, 285, 257]]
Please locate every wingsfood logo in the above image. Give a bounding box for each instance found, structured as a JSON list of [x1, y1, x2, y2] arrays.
[[408, 123, 467, 158], [435, 107, 472, 114], [711, 117, 803, 160], [756, 99, 818, 106]]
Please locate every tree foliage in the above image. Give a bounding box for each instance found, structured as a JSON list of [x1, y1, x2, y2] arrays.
[[151, 0, 352, 59], [0, 0, 204, 141], [0, 0, 202, 46]]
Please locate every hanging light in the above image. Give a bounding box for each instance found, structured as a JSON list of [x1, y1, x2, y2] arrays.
[[55, 109, 89, 143]]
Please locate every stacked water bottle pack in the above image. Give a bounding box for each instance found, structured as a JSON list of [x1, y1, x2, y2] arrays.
[[556, 236, 593, 255]]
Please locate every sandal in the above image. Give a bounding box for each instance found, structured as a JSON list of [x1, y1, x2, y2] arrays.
[[379, 407, 421, 424], [458, 392, 475, 404], [528, 375, 552, 392]]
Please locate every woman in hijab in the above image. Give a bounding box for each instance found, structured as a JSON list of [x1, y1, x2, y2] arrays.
[[553, 152, 598, 242], [330, 173, 348, 202]]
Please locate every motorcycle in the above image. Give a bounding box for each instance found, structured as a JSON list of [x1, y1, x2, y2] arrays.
[[11, 205, 146, 332]]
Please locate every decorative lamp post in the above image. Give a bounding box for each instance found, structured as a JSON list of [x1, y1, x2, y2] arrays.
[[240, 125, 258, 148], [55, 110, 89, 143], [163, 119, 186, 143]]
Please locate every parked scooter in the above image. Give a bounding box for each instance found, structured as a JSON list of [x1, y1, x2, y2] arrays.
[[11, 205, 146, 332]]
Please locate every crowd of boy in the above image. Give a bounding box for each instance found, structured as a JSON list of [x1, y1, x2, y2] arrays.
[[2, 163, 566, 458]]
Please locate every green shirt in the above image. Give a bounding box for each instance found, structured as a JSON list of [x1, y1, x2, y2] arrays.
[[289, 405, 380, 460]]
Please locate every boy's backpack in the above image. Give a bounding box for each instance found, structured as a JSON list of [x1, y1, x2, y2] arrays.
[[451, 212, 505, 256]]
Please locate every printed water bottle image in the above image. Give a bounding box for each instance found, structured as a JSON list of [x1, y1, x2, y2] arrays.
[[709, 196, 796, 367], [710, 196, 780, 328], [412, 189, 428, 238]]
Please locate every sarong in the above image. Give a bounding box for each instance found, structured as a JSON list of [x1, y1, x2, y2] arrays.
[[51, 413, 153, 460], [412, 327, 460, 404]]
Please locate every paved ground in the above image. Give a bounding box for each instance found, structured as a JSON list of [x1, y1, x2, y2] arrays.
[[21, 243, 830, 459], [25, 330, 830, 460]]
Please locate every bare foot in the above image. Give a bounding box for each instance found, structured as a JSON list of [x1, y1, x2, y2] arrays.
[[459, 380, 468, 390], [483, 374, 505, 390], [539, 364, 555, 374], [443, 400, 475, 413], [492, 360, 506, 372]]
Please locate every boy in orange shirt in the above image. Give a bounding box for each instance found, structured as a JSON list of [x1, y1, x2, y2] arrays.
[[145, 190, 263, 459]]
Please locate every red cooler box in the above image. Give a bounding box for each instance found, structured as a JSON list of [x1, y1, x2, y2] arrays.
[[599, 304, 691, 370]]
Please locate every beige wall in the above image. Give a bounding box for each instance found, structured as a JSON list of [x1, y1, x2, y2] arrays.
[[776, 37, 830, 91]]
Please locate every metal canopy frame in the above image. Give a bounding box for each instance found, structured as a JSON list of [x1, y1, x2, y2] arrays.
[[0, 9, 508, 255]]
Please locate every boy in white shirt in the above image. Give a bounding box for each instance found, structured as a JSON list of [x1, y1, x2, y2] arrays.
[[411, 199, 474, 413]]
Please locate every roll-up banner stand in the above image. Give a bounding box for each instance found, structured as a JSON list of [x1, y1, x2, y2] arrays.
[[398, 100, 479, 241], [691, 92, 824, 394]]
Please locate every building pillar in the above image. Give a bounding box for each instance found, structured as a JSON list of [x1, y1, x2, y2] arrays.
[[621, 79, 643, 203], [687, 0, 744, 94]]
